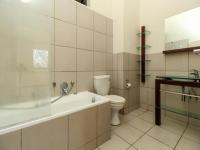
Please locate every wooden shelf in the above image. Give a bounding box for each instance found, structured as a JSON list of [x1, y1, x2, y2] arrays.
[[163, 46, 200, 54]]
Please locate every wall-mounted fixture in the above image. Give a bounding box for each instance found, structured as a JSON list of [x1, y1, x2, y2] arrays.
[[136, 26, 151, 83], [75, 0, 87, 5], [193, 49, 200, 55]]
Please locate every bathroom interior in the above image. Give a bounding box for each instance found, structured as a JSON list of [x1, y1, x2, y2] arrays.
[[0, 0, 200, 150]]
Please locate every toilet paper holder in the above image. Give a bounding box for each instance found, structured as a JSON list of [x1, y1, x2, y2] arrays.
[[125, 80, 132, 89]]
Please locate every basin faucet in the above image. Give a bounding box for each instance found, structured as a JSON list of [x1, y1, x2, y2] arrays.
[[190, 69, 199, 79], [60, 81, 75, 96]]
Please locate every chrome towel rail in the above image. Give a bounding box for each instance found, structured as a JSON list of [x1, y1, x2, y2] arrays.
[[160, 90, 200, 100]]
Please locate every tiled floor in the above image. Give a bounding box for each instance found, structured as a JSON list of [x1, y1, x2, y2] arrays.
[[97, 108, 200, 150]]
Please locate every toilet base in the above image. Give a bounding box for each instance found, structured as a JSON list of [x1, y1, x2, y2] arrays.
[[111, 108, 121, 126]]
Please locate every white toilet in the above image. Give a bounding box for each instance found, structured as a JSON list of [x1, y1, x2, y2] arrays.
[[94, 75, 126, 126]]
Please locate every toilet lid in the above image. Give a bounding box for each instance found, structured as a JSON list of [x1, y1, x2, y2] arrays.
[[106, 95, 126, 103]]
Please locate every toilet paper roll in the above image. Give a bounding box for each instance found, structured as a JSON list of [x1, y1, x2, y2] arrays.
[[126, 83, 132, 89]]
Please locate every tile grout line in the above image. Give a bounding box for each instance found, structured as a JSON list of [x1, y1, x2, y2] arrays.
[[173, 121, 189, 150]]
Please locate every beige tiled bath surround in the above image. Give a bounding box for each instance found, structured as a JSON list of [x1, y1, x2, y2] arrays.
[[51, 0, 113, 96]]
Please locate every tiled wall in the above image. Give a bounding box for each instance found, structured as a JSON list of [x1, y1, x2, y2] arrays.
[[140, 51, 200, 125], [112, 53, 140, 113], [51, 0, 113, 96]]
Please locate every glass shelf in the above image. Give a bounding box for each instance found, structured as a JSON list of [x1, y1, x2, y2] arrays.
[[136, 31, 151, 37], [160, 105, 200, 120], [136, 60, 151, 63], [157, 75, 200, 82], [136, 45, 151, 50]]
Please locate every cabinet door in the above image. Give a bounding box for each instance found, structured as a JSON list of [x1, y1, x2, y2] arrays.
[[22, 116, 68, 150], [0, 131, 21, 150], [69, 107, 97, 150]]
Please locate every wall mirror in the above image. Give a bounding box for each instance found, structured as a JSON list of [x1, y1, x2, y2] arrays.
[[165, 7, 200, 52]]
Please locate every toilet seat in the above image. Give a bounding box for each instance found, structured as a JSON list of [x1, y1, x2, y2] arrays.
[[106, 95, 126, 104]]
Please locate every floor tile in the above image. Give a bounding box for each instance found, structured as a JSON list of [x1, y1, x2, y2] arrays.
[[114, 124, 144, 144], [127, 146, 137, 150], [128, 108, 146, 117], [139, 111, 155, 123], [183, 125, 200, 144], [175, 137, 200, 150], [128, 118, 154, 132], [99, 134, 130, 150], [120, 113, 137, 123], [161, 118, 186, 135], [134, 135, 173, 150], [147, 126, 180, 148]]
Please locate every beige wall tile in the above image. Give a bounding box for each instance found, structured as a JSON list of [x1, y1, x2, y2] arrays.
[[117, 71, 129, 89], [0, 131, 21, 150], [94, 52, 106, 71], [69, 107, 97, 150], [166, 53, 188, 72], [106, 36, 113, 53], [112, 71, 118, 89], [55, 0, 76, 24], [189, 52, 200, 71], [77, 49, 93, 71], [140, 87, 149, 106], [147, 53, 165, 71], [54, 72, 77, 95], [22, 116, 68, 150], [117, 53, 129, 71], [94, 13, 106, 34], [129, 87, 140, 107], [77, 3, 93, 29], [77, 72, 93, 92], [77, 27, 93, 50], [94, 32, 106, 52], [97, 102, 111, 136], [106, 18, 113, 36], [55, 46, 76, 71], [128, 54, 140, 71], [51, 18, 54, 45], [55, 20, 76, 47], [106, 53, 113, 71], [128, 71, 140, 88], [113, 54, 118, 71]]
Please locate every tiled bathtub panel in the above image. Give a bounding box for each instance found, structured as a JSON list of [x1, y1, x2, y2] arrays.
[[68, 107, 97, 150], [0, 131, 21, 150], [22, 116, 68, 150], [97, 103, 111, 136]]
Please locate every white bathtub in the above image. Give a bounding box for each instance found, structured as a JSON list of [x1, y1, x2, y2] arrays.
[[0, 91, 110, 135]]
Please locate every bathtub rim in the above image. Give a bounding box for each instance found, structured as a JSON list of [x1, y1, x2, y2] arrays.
[[0, 91, 110, 135]]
